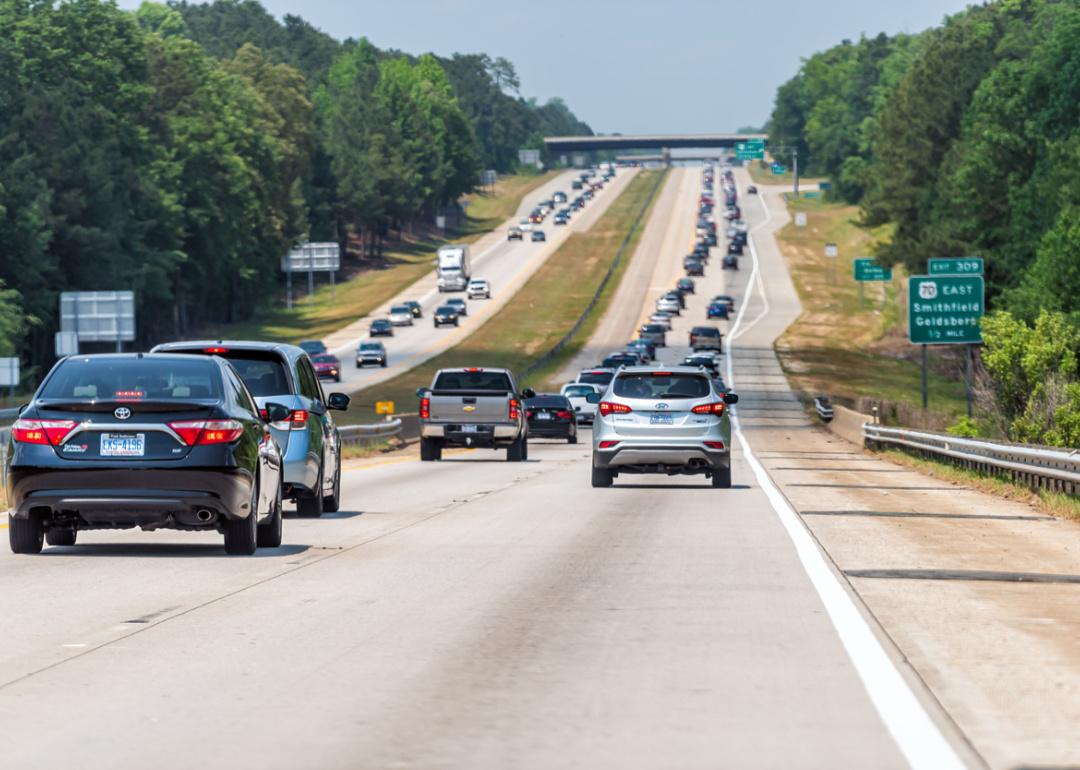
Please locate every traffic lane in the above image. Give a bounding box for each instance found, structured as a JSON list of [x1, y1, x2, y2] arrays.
[[0, 440, 905, 770], [331, 170, 638, 394]]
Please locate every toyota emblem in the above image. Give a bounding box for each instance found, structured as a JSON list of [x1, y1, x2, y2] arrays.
[[114, 407, 132, 420]]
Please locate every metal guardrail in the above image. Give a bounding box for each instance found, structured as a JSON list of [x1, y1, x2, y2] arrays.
[[864, 423, 1080, 495], [813, 397, 834, 422], [0, 407, 18, 420], [520, 169, 667, 381], [338, 419, 403, 447]]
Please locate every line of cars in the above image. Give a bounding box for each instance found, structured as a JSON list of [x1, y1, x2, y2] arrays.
[[6, 340, 353, 555]]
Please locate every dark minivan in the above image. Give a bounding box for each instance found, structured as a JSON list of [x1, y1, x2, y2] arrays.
[[6, 354, 285, 555]]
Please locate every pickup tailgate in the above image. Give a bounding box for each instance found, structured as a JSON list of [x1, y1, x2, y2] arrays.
[[428, 391, 511, 423]]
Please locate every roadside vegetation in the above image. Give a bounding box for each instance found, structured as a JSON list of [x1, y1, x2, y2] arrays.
[[339, 170, 665, 424], [0, 0, 591, 386], [767, 0, 1080, 445]]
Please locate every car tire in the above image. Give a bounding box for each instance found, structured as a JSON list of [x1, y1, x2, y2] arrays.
[[420, 436, 442, 462], [45, 526, 77, 547], [507, 436, 525, 462], [296, 466, 324, 518], [381, 359, 387, 368], [257, 482, 283, 548], [591, 465, 613, 488], [323, 460, 342, 513], [568, 432, 577, 445], [9, 512, 44, 554], [224, 486, 259, 555], [712, 464, 732, 489], [522, 436, 528, 460]]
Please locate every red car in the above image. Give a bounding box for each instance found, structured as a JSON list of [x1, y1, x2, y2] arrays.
[[311, 353, 342, 383]]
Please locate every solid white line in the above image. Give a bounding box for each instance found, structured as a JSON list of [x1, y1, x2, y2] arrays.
[[724, 181, 967, 770]]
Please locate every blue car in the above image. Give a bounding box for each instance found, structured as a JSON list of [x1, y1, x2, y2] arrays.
[[707, 302, 730, 320], [152, 341, 350, 518]]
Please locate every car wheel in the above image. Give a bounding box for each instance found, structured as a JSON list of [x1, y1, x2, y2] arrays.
[[420, 436, 442, 461], [454, 319, 459, 326], [521, 436, 529, 460], [712, 464, 732, 489], [257, 481, 283, 548], [323, 460, 342, 513], [45, 526, 77, 547], [506, 436, 525, 462], [381, 359, 387, 368], [9, 512, 44, 554], [568, 431, 577, 445], [296, 465, 324, 518], [335, 374, 342, 383], [591, 465, 613, 488], [224, 485, 259, 555]]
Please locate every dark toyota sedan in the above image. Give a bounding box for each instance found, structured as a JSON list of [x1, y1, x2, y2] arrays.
[[525, 394, 577, 443], [433, 305, 460, 327], [6, 354, 286, 555]]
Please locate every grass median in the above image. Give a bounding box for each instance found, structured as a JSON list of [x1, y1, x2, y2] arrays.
[[773, 195, 969, 428], [205, 172, 558, 345], [339, 169, 666, 424]]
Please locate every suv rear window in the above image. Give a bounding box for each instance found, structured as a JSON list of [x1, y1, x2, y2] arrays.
[[613, 374, 710, 400], [691, 327, 721, 337], [42, 357, 221, 401], [563, 385, 596, 398], [577, 371, 614, 386], [215, 351, 292, 398], [433, 370, 513, 392]]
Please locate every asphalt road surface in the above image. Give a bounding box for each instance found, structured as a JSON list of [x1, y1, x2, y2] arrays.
[[324, 168, 637, 394], [0, 167, 983, 770]]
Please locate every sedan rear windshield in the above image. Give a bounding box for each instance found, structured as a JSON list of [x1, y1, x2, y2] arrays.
[[578, 371, 614, 385], [613, 374, 710, 400], [526, 396, 570, 408], [563, 385, 597, 398], [42, 358, 221, 401], [433, 371, 512, 392]]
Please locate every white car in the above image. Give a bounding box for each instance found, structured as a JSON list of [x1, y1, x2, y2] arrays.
[[467, 278, 491, 299], [518, 218, 533, 232], [389, 304, 414, 326], [649, 312, 673, 330], [560, 382, 603, 424], [656, 295, 681, 315]]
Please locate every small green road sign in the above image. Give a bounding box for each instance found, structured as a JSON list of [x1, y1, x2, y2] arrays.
[[771, 164, 786, 175], [908, 275, 984, 344], [928, 257, 984, 275], [854, 258, 892, 282]]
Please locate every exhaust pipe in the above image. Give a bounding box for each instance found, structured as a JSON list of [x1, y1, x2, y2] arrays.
[[195, 509, 214, 523]]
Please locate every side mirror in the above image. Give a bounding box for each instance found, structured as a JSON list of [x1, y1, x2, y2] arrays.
[[723, 393, 739, 405], [264, 402, 292, 423], [327, 392, 350, 411], [522, 388, 536, 399], [585, 393, 602, 404], [415, 387, 430, 399]]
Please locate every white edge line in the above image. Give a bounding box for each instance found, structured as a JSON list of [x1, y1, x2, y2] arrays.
[[724, 179, 967, 770]]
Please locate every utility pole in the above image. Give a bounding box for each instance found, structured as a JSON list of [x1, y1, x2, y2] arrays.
[[793, 148, 800, 199]]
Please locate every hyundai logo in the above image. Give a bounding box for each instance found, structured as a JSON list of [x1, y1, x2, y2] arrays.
[[113, 407, 132, 420], [655, 403, 669, 410]]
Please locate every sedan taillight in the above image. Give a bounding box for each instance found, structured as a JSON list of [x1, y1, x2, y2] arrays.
[[12, 419, 77, 445], [168, 420, 244, 446], [556, 410, 573, 419], [598, 402, 632, 416]]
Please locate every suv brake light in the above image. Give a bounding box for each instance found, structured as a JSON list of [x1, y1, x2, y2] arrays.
[[598, 402, 632, 416], [691, 403, 726, 415], [12, 419, 77, 445], [168, 419, 244, 445]]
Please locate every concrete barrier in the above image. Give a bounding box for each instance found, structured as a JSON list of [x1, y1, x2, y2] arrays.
[[825, 404, 871, 447]]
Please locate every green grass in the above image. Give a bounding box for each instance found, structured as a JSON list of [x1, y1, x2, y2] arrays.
[[774, 196, 970, 426], [338, 169, 666, 424], [202, 173, 559, 345]]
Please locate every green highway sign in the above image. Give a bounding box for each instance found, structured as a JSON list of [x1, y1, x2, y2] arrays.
[[771, 164, 786, 175], [735, 141, 764, 160], [908, 275, 984, 344], [928, 257, 984, 275], [853, 258, 892, 282]]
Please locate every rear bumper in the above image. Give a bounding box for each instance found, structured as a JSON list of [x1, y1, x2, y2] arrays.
[[592, 442, 729, 474], [8, 467, 254, 527], [422, 423, 519, 447], [527, 422, 574, 437]]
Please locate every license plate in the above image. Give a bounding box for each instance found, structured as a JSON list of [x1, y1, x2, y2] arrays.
[[650, 414, 674, 425], [100, 433, 145, 457], [460, 425, 479, 433], [536, 412, 552, 420]]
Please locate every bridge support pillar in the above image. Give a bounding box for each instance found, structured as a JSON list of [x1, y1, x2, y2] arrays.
[[661, 147, 671, 167]]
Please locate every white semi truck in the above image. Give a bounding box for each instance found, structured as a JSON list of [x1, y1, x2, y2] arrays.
[[435, 245, 471, 292]]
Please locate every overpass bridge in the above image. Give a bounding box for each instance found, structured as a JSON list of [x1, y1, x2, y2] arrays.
[[545, 133, 767, 166]]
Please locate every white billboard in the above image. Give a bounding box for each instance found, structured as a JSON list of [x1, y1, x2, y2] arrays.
[[60, 291, 135, 342], [282, 242, 340, 273]]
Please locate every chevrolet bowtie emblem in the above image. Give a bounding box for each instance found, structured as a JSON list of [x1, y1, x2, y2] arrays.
[[463, 405, 477, 412]]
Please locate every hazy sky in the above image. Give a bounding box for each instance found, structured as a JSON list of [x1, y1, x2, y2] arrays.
[[125, 0, 972, 133]]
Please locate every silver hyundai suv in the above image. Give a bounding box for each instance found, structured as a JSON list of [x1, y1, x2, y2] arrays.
[[590, 366, 738, 489]]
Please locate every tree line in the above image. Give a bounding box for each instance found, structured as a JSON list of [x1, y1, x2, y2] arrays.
[[767, 0, 1080, 444], [0, 0, 592, 381]]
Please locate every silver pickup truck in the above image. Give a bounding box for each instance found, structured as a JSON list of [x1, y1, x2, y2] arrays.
[[417, 368, 534, 461]]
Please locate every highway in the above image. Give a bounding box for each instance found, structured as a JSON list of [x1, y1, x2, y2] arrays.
[[323, 168, 637, 393], [7, 165, 1080, 770]]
